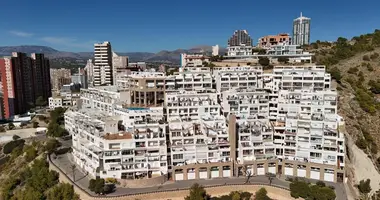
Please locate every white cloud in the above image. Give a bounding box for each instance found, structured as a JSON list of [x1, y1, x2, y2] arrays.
[[40, 36, 95, 49], [9, 30, 33, 37]]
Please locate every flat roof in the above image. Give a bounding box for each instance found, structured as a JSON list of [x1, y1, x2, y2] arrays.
[[102, 132, 133, 140]]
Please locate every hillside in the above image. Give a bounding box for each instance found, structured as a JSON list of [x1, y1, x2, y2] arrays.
[[310, 30, 380, 194]]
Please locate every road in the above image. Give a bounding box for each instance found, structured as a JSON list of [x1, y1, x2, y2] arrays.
[[51, 153, 348, 199]]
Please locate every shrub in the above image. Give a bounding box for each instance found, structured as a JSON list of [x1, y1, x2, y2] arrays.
[[8, 123, 15, 130], [347, 67, 359, 74], [356, 138, 368, 149], [367, 63, 374, 71], [3, 139, 25, 154], [329, 67, 342, 83], [357, 179, 372, 195], [54, 147, 71, 155], [316, 181, 326, 187], [89, 178, 106, 194], [370, 52, 379, 60], [278, 57, 290, 63], [258, 57, 270, 66], [363, 55, 370, 61], [105, 178, 118, 184], [33, 122, 39, 128], [0, 126, 6, 132]]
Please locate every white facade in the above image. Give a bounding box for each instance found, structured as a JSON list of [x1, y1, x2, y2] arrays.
[[180, 54, 210, 71], [227, 45, 253, 57], [49, 97, 63, 109], [212, 45, 219, 56], [94, 41, 113, 86], [65, 106, 168, 180], [66, 62, 345, 182]]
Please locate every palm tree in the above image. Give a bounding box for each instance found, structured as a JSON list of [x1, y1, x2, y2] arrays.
[[71, 164, 76, 181]]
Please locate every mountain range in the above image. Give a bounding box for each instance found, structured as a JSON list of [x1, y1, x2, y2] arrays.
[[0, 45, 226, 66]]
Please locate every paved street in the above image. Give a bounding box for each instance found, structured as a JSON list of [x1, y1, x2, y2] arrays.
[[51, 153, 348, 199]]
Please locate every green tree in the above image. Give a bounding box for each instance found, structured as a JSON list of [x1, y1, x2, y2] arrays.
[[255, 188, 271, 200], [36, 96, 46, 107], [328, 67, 342, 83], [89, 178, 105, 194], [46, 183, 79, 200], [258, 57, 270, 66], [24, 145, 37, 162], [185, 183, 210, 200], [8, 122, 15, 130], [44, 138, 60, 154], [0, 125, 6, 132], [289, 178, 311, 199], [277, 57, 290, 63], [33, 121, 39, 128], [358, 179, 372, 196]]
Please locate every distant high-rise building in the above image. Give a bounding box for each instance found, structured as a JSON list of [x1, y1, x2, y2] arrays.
[[228, 30, 253, 47], [0, 52, 51, 119], [112, 52, 129, 81], [50, 68, 71, 92], [227, 30, 253, 57], [84, 59, 94, 86], [93, 41, 113, 86], [72, 68, 88, 89], [212, 45, 219, 56], [292, 12, 311, 46]]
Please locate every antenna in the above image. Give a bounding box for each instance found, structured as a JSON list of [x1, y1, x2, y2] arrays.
[[300, 12, 303, 18]]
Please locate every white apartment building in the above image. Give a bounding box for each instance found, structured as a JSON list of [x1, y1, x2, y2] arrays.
[[166, 67, 213, 93], [212, 45, 219, 56], [80, 86, 130, 114], [66, 61, 345, 183], [48, 96, 64, 109], [65, 106, 168, 180], [213, 66, 263, 93], [180, 54, 210, 71], [94, 41, 113, 86]]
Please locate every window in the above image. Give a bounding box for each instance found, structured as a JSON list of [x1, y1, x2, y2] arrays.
[[173, 154, 183, 160]]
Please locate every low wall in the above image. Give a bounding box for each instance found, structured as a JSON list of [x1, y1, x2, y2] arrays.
[[48, 155, 293, 200], [118, 174, 167, 188]]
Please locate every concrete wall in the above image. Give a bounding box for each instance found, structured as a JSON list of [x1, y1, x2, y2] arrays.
[[118, 174, 167, 188]]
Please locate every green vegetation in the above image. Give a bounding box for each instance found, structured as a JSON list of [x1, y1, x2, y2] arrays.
[[185, 183, 210, 200], [8, 123, 15, 130], [277, 57, 290, 63], [289, 178, 336, 200], [258, 57, 270, 67], [185, 183, 271, 200], [3, 139, 25, 154], [211, 191, 254, 200], [252, 48, 266, 55], [363, 55, 371, 61], [0, 138, 79, 199], [328, 67, 342, 83], [254, 188, 271, 200], [36, 96, 47, 107], [33, 121, 39, 128], [46, 183, 79, 200], [47, 107, 68, 137], [88, 178, 115, 194]]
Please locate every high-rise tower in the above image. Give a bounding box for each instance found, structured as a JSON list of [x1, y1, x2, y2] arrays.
[[292, 12, 311, 45], [93, 41, 113, 86]]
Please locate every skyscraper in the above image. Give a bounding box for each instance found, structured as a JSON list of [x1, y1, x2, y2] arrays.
[[0, 52, 51, 119], [228, 30, 253, 47], [93, 41, 113, 86], [292, 12, 311, 46]]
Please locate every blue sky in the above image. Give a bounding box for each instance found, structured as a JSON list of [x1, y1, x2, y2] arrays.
[[0, 0, 379, 52]]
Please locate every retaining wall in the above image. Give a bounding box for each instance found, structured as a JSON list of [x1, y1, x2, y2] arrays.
[[48, 155, 293, 200]]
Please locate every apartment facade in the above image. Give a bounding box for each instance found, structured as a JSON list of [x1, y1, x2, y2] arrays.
[[66, 63, 345, 183], [227, 30, 253, 57], [0, 52, 51, 119], [94, 41, 113, 86], [258, 33, 291, 49], [50, 68, 72, 92]]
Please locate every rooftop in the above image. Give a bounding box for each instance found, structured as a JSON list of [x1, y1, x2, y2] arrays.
[[102, 132, 132, 140]]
